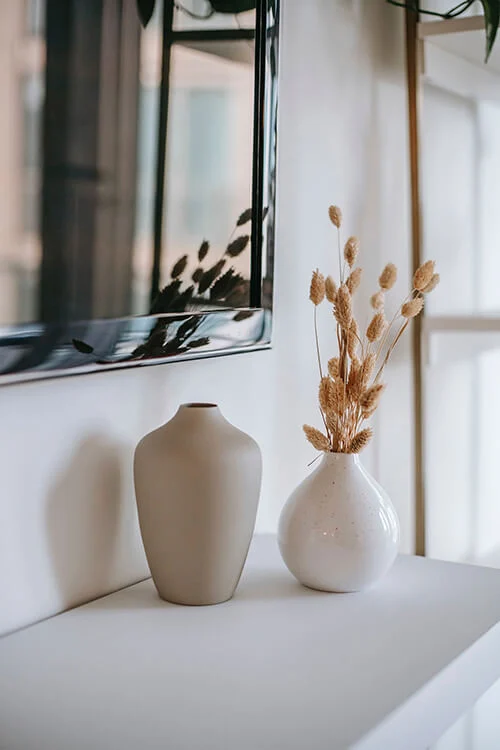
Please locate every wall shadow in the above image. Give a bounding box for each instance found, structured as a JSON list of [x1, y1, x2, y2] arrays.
[[45, 433, 124, 611]]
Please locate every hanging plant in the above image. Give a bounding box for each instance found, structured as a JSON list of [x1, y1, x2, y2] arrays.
[[387, 0, 500, 62]]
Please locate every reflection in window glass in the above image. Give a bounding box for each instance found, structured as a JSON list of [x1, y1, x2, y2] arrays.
[[0, 2, 44, 325], [173, 1, 255, 31]]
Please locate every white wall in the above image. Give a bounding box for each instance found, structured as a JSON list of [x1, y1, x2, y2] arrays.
[[0, 0, 413, 636]]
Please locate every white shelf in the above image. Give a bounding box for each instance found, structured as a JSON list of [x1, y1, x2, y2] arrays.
[[2, 536, 500, 749], [419, 15, 500, 77], [424, 314, 500, 333], [418, 15, 485, 39]]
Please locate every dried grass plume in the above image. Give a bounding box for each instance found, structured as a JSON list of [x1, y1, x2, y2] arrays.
[[325, 276, 337, 303], [344, 236, 360, 267], [309, 269, 325, 305], [334, 284, 352, 331], [350, 428, 373, 454], [370, 291, 384, 310], [379, 263, 397, 290], [402, 297, 424, 318], [413, 260, 435, 292], [366, 311, 386, 342], [328, 205, 342, 228], [303, 425, 330, 452], [346, 267, 362, 295], [422, 273, 440, 294]]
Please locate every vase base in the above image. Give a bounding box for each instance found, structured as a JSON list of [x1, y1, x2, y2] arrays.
[[156, 590, 235, 607], [300, 579, 367, 594]]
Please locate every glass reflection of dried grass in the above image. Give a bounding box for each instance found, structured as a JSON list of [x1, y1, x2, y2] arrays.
[[150, 207, 254, 313], [73, 208, 258, 362]]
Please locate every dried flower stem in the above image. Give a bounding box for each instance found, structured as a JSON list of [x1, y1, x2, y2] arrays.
[[337, 229, 344, 284], [313, 306, 331, 440], [374, 319, 409, 383]]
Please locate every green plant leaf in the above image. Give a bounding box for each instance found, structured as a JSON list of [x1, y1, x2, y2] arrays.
[[136, 0, 156, 27], [479, 0, 500, 61], [72, 338, 94, 354]]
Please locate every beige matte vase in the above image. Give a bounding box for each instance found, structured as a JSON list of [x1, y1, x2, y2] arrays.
[[134, 403, 262, 605]]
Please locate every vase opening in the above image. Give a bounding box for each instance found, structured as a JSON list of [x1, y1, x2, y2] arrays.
[[184, 402, 217, 409]]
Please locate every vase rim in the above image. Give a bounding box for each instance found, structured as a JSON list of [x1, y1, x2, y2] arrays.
[[181, 402, 218, 409], [321, 451, 360, 460]]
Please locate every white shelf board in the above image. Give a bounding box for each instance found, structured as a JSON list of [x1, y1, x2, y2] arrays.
[[2, 536, 500, 750], [418, 15, 485, 39], [424, 314, 500, 333], [419, 16, 500, 75]]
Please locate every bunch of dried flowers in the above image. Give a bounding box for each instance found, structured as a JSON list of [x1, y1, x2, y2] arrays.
[[304, 205, 439, 454]]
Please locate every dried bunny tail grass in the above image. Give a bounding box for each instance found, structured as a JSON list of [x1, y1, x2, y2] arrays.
[[328, 357, 339, 379], [303, 425, 331, 452], [319, 377, 336, 413], [334, 284, 352, 330], [325, 275, 337, 304], [370, 290, 384, 310], [347, 318, 359, 359], [309, 269, 325, 305], [360, 352, 377, 390], [422, 273, 440, 293], [349, 428, 373, 454], [332, 378, 346, 415], [360, 383, 385, 417], [413, 260, 435, 291], [346, 267, 362, 295], [366, 311, 387, 342], [325, 411, 339, 436], [344, 236, 360, 267], [379, 263, 397, 290], [402, 296, 424, 318], [328, 205, 342, 228], [347, 356, 361, 397]]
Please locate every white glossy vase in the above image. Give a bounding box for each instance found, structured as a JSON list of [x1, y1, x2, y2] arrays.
[[134, 403, 262, 605], [278, 453, 399, 592]]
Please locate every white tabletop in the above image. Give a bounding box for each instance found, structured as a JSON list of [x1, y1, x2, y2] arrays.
[[2, 536, 500, 750]]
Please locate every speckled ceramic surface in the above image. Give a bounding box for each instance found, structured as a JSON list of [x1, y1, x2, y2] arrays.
[[278, 453, 400, 592]]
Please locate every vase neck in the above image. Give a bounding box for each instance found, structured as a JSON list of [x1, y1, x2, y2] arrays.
[[171, 403, 225, 429], [320, 452, 361, 470]]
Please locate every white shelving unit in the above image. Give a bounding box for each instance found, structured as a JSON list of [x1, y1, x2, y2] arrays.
[[417, 16, 500, 359], [2, 536, 500, 750]]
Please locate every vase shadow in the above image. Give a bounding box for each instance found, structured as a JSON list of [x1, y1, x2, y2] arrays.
[[45, 433, 125, 612]]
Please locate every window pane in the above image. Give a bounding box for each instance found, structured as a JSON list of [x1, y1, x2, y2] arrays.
[[426, 331, 500, 564]]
